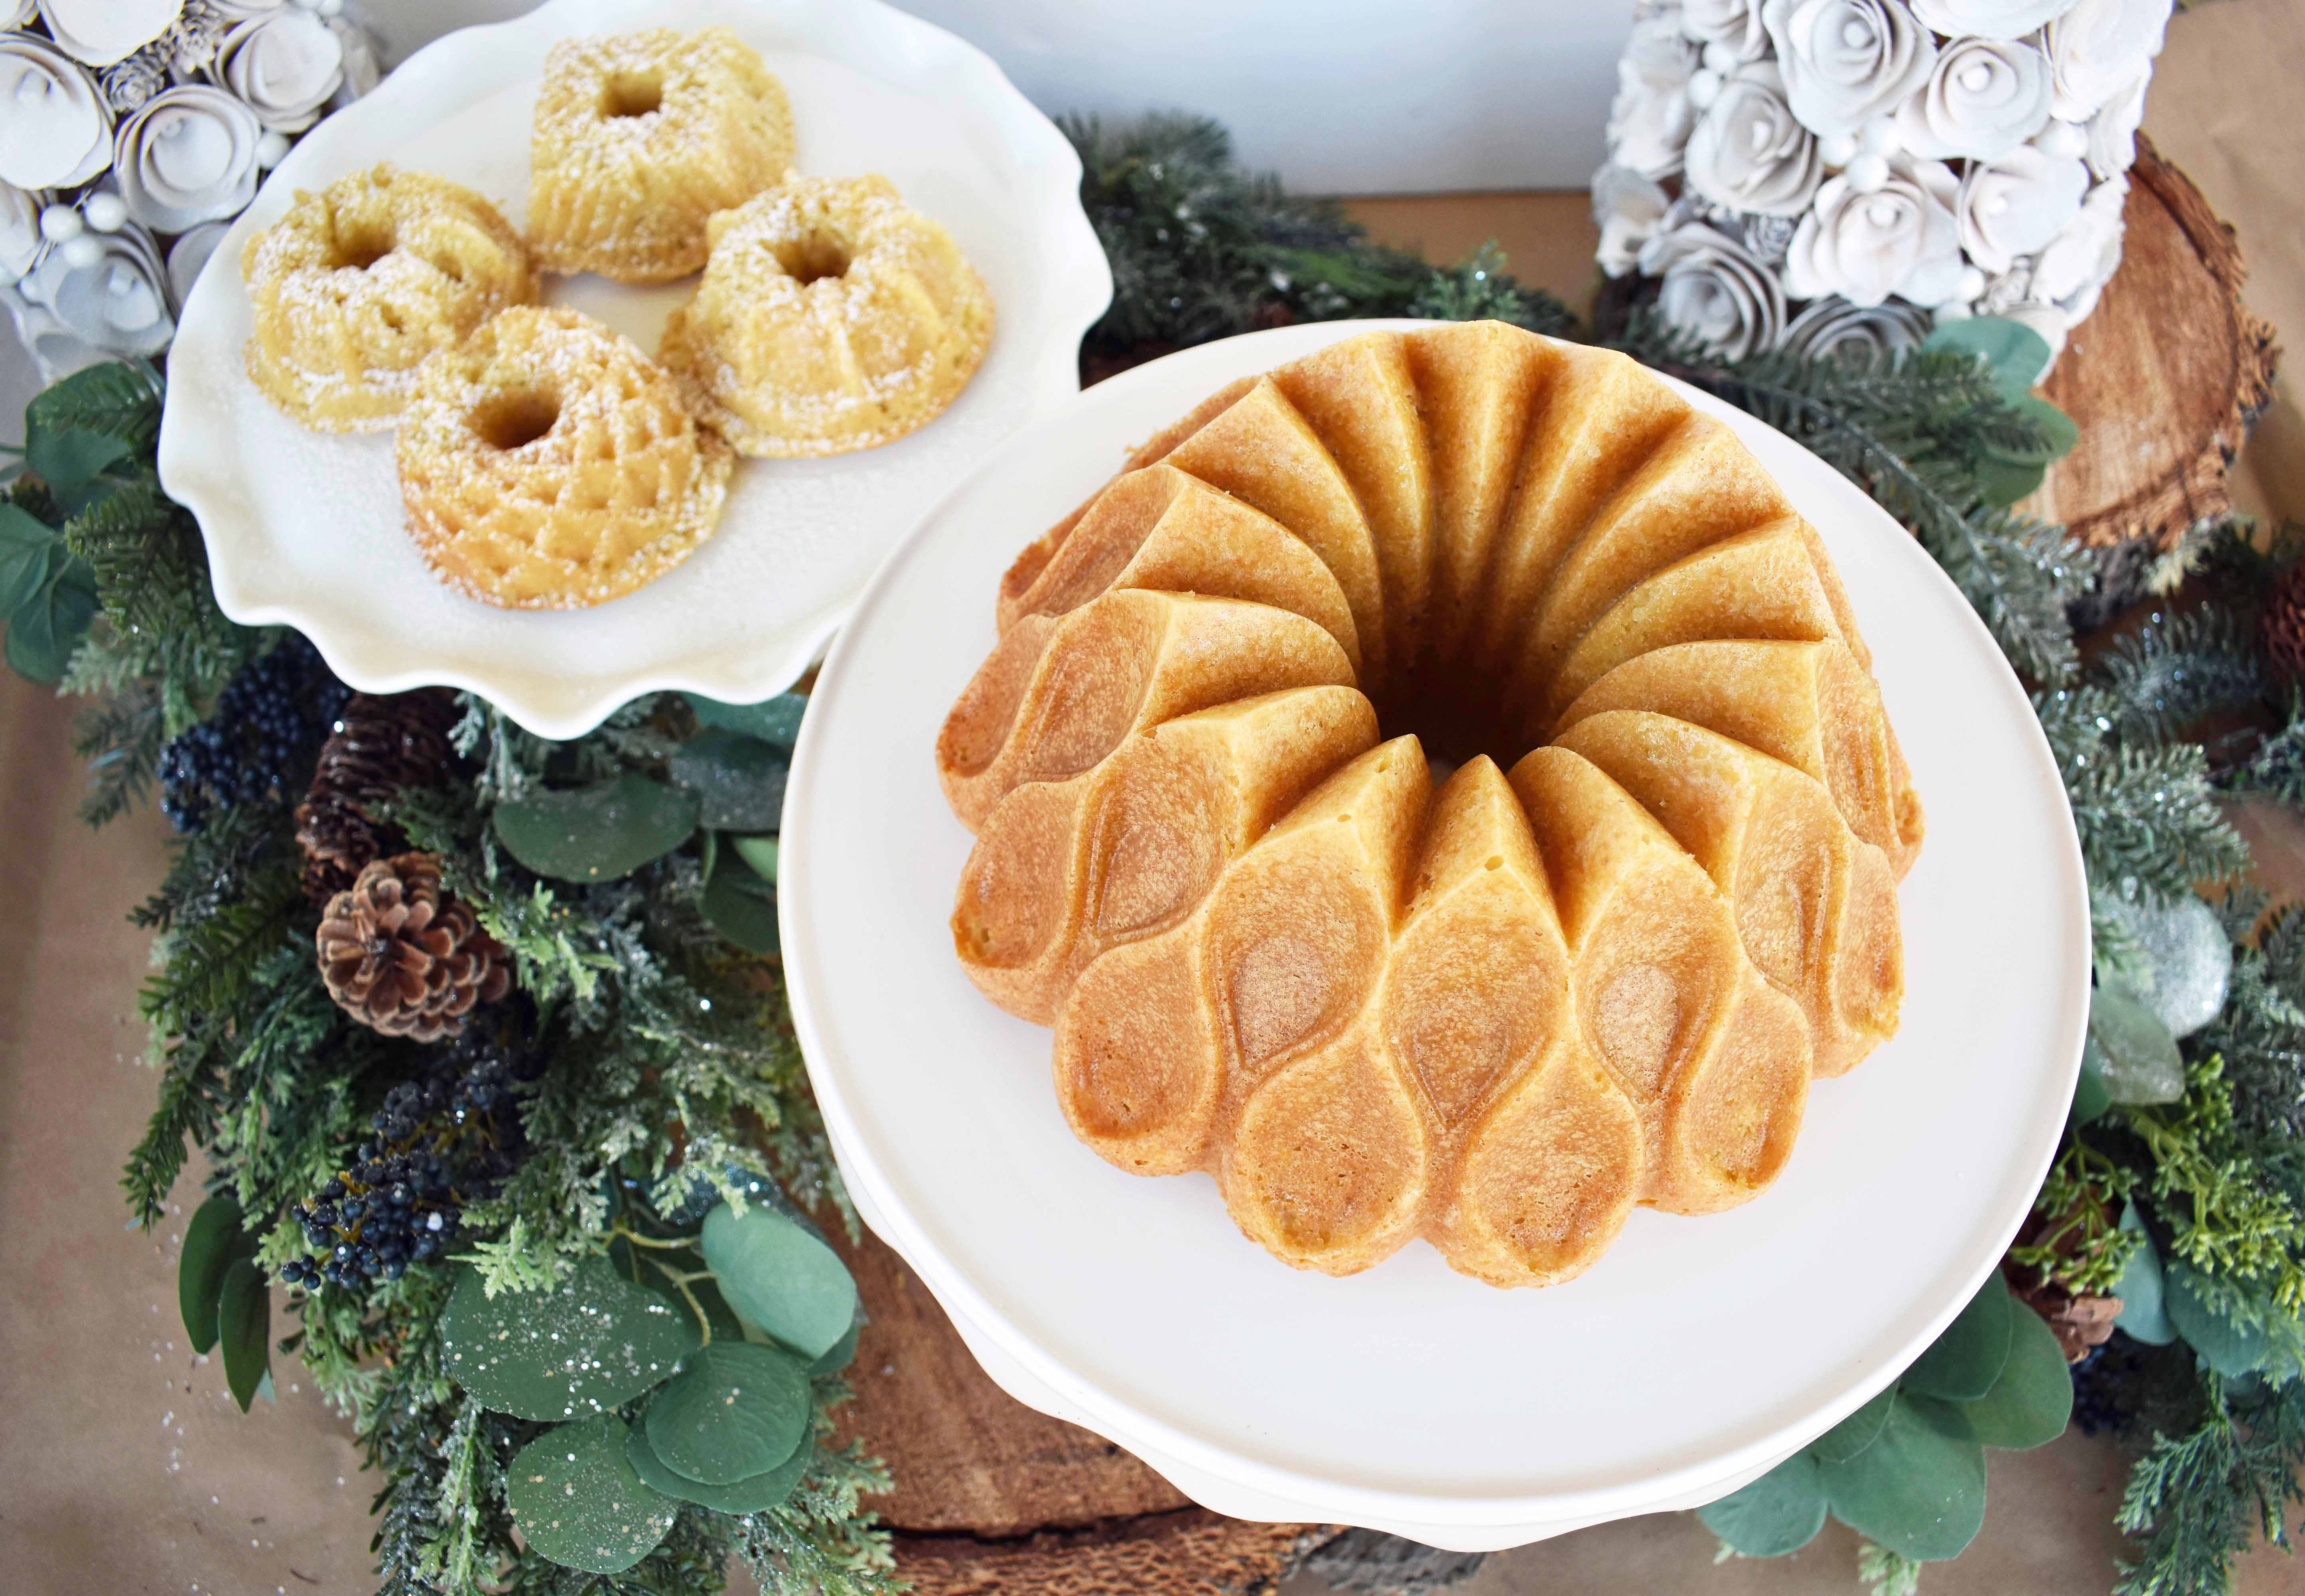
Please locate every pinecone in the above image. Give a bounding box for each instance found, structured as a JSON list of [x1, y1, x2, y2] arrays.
[[2264, 562, 2305, 680], [296, 690, 461, 902], [2011, 1277, 2124, 1363], [317, 853, 510, 1043]]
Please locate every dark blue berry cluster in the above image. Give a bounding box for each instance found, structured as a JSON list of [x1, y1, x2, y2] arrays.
[[158, 636, 351, 833], [280, 1032, 539, 1294]]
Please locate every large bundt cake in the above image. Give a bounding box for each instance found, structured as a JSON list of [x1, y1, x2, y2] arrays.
[[935, 321, 1923, 1289]]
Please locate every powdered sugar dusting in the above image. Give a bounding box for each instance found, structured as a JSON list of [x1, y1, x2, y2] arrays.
[[163, 5, 1109, 736]]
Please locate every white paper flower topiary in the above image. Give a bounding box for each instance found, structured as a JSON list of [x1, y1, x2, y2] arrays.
[[0, 0, 383, 381], [1599, 0, 2171, 369]]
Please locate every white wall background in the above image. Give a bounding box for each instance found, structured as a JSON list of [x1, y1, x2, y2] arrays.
[[370, 0, 1630, 194]]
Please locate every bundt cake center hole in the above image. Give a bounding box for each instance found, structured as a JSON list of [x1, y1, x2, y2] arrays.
[[599, 69, 664, 118], [471, 389, 561, 451], [774, 234, 853, 285]]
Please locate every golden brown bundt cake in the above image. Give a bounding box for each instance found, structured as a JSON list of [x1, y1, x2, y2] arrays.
[[658, 173, 994, 456], [241, 164, 535, 432], [395, 306, 731, 609], [935, 321, 1924, 1289], [527, 26, 793, 283]]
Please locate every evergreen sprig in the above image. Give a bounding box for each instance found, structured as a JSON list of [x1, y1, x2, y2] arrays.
[[2116, 1372, 2305, 1596]]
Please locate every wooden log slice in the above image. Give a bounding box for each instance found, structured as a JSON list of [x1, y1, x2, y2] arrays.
[[2033, 133, 2279, 552], [822, 1223, 1324, 1592]]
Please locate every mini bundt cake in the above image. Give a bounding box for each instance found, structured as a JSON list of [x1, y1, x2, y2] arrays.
[[658, 173, 995, 456], [395, 306, 731, 609], [936, 321, 1923, 1289], [527, 26, 793, 283], [241, 164, 535, 432]]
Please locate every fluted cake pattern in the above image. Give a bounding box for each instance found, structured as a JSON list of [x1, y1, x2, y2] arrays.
[[936, 322, 1924, 1288]]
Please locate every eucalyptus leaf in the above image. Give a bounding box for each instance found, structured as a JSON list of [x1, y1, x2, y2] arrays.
[[492, 772, 699, 883], [644, 1340, 812, 1485], [1957, 1297, 2072, 1449], [217, 1258, 269, 1414], [732, 834, 779, 885], [811, 1318, 862, 1376], [1921, 316, 2053, 401], [703, 1200, 857, 1359], [5, 555, 98, 684], [1697, 1452, 1828, 1557], [2111, 1201, 2175, 1346], [179, 1195, 251, 1355], [627, 1409, 812, 1513], [1902, 1279, 2013, 1403], [440, 1256, 699, 1420], [670, 728, 789, 832], [1811, 1385, 1898, 1465], [506, 1414, 678, 1576], [2086, 982, 2185, 1105], [703, 841, 780, 954], [685, 691, 806, 750], [2071, 1051, 2112, 1126], [1819, 1394, 1987, 1562], [1975, 454, 2046, 510], [0, 502, 57, 616], [2165, 1261, 2272, 1378]]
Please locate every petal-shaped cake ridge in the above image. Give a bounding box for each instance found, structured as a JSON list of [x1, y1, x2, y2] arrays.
[[942, 321, 1914, 1285], [960, 685, 1378, 1024], [1268, 332, 1435, 676], [1556, 639, 1924, 877], [999, 464, 1362, 670], [938, 590, 1355, 833], [1555, 711, 1903, 1077], [1538, 514, 1862, 734]]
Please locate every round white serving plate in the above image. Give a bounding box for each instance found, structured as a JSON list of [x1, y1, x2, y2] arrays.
[[782, 320, 2090, 1550], [157, 0, 1110, 739]]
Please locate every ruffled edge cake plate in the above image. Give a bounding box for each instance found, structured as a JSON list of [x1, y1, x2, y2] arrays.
[[157, 0, 1111, 738], [780, 320, 2091, 1551]]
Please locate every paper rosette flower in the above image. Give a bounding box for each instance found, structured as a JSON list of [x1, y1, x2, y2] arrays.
[[1784, 157, 1964, 308], [213, 7, 343, 133], [1684, 59, 1821, 217], [0, 32, 114, 189], [1759, 0, 1936, 138], [2048, 0, 2173, 121], [2033, 173, 2127, 320], [2086, 71, 2149, 180], [329, 12, 381, 105], [1911, 0, 2079, 37], [1608, 14, 1701, 179], [1682, 0, 1771, 63], [113, 83, 263, 231], [166, 216, 229, 302], [34, 0, 180, 68], [1592, 162, 1671, 276], [1639, 219, 1786, 359], [0, 0, 30, 26], [207, 0, 289, 17], [1892, 36, 2053, 161], [1, 178, 43, 281], [1956, 142, 2087, 272], [21, 216, 172, 355], [1780, 294, 1931, 361]]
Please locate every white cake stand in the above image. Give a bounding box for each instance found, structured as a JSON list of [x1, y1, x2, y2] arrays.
[[158, 0, 1111, 738], [780, 320, 2089, 1551]]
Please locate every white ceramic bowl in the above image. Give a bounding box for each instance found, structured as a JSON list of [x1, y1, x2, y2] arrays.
[[782, 320, 2090, 1550], [157, 0, 1110, 738]]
